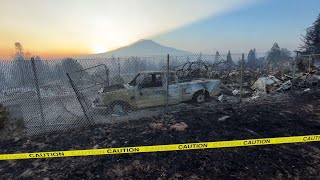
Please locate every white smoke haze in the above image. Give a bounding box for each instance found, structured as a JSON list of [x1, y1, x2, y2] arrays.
[[0, 0, 256, 55]]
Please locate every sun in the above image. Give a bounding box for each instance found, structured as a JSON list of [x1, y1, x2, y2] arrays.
[[92, 46, 106, 54]]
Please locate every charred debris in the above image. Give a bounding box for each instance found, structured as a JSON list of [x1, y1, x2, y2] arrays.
[[167, 54, 320, 102]]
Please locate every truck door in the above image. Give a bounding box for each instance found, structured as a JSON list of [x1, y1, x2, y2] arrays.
[[136, 73, 166, 108], [165, 72, 180, 105]]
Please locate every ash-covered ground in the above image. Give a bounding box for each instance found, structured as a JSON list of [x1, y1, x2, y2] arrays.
[[1, 89, 320, 179]]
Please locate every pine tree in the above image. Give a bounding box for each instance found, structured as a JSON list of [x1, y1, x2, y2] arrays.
[[226, 50, 233, 63], [302, 14, 320, 53], [267, 43, 281, 64], [57, 58, 88, 84], [214, 51, 220, 63], [280, 48, 291, 61], [14, 42, 24, 62], [11, 42, 33, 87], [247, 48, 257, 67]]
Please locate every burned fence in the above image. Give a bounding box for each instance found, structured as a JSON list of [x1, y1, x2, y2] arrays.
[[0, 53, 319, 136]]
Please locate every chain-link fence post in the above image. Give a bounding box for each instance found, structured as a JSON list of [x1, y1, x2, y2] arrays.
[[166, 54, 170, 114], [104, 64, 110, 85], [117, 57, 121, 77], [31, 57, 46, 133], [308, 55, 312, 73], [66, 73, 95, 126]]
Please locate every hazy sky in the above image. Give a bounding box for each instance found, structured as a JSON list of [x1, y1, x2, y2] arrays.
[[153, 0, 320, 55], [0, 0, 319, 58]]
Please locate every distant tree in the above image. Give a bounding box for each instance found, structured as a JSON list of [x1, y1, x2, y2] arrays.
[[14, 42, 24, 61], [56, 58, 88, 83], [226, 50, 233, 63], [266, 43, 282, 64], [214, 51, 220, 64], [257, 57, 265, 67], [280, 48, 292, 61], [11, 42, 33, 87], [266, 43, 292, 68], [266, 43, 292, 75], [279, 48, 292, 77], [197, 52, 202, 61], [247, 48, 257, 67], [301, 14, 320, 53], [60, 58, 85, 73]]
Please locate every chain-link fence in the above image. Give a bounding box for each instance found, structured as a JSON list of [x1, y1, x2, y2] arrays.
[[1, 53, 319, 136]]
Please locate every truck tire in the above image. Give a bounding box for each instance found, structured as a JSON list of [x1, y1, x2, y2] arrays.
[[192, 91, 206, 103]]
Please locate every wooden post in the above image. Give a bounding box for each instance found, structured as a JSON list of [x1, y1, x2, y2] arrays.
[[239, 53, 244, 103], [281, 57, 284, 80], [292, 51, 299, 91]]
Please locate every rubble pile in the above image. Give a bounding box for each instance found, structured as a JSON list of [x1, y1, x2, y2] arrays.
[[172, 59, 299, 101], [171, 58, 320, 100]]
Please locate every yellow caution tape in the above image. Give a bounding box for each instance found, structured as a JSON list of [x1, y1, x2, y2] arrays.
[[1, 134, 319, 160]]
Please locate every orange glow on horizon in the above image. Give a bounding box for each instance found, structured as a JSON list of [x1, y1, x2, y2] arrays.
[[0, 47, 91, 60], [0, 0, 254, 60]]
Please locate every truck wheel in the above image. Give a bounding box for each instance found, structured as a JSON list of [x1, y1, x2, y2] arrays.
[[110, 102, 129, 115], [193, 91, 206, 103]]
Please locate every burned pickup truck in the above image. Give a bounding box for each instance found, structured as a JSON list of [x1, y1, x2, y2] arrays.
[[92, 71, 221, 114]]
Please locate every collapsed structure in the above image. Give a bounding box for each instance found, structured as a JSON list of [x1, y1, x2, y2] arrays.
[[170, 54, 320, 100]]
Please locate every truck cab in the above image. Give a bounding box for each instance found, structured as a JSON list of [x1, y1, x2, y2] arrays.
[[92, 71, 220, 115]]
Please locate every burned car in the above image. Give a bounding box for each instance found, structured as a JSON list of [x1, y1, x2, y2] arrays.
[[92, 71, 221, 114]]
